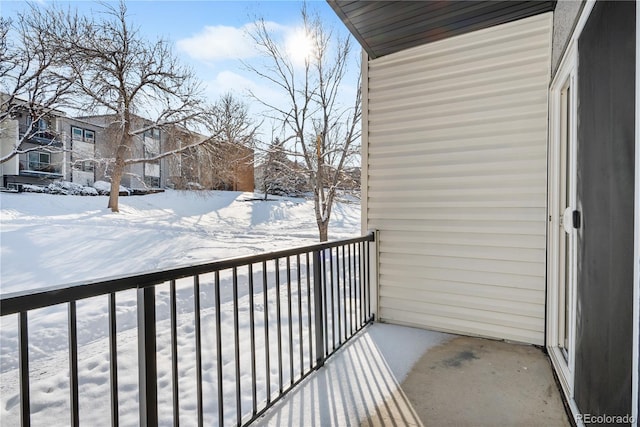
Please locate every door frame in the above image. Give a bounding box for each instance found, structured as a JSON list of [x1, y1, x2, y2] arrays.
[[547, 39, 578, 398], [544, 2, 640, 425]]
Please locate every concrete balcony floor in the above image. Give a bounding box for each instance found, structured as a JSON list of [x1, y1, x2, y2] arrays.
[[255, 323, 570, 426]]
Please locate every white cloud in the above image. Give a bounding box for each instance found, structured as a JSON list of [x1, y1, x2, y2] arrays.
[[177, 25, 254, 61], [177, 21, 286, 62], [206, 70, 281, 103]]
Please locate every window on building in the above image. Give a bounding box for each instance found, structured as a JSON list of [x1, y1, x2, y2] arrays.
[[83, 161, 94, 172], [144, 139, 160, 157], [144, 128, 161, 140], [72, 127, 95, 143], [144, 176, 160, 188], [28, 152, 51, 171], [144, 162, 160, 177], [73, 161, 94, 172], [30, 118, 49, 130], [72, 127, 83, 140]]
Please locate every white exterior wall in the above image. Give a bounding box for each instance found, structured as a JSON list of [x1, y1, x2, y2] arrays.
[[365, 13, 552, 345], [0, 119, 19, 178], [71, 139, 95, 185]]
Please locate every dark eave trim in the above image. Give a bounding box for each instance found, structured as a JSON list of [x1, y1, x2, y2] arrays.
[[327, 0, 378, 58], [328, 1, 556, 60]]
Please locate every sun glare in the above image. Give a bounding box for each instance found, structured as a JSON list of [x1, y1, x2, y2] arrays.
[[286, 28, 315, 67]]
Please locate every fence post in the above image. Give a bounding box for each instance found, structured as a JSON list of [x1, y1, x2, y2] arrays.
[[370, 230, 379, 320], [312, 249, 325, 368], [137, 286, 158, 427]]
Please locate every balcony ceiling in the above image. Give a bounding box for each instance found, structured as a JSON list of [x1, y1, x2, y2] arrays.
[[327, 0, 556, 59]]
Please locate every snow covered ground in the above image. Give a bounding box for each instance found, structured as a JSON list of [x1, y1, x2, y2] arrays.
[[0, 190, 360, 294], [0, 190, 450, 426]]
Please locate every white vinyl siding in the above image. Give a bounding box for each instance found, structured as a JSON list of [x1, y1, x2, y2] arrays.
[[365, 13, 552, 345]]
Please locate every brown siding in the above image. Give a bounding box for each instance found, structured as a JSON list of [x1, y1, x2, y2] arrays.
[[229, 143, 254, 192]]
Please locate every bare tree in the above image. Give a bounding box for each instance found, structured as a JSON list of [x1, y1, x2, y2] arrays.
[[209, 93, 259, 148], [38, 1, 212, 211], [247, 6, 361, 241], [196, 93, 258, 189], [0, 10, 73, 165]]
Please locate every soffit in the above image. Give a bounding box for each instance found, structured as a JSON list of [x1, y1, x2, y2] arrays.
[[327, 1, 556, 59]]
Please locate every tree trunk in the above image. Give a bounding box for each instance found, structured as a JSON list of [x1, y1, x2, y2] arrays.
[[108, 110, 132, 213], [107, 157, 125, 212], [318, 220, 328, 242]]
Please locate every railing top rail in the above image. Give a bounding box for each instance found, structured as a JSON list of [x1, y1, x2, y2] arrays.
[[1, 232, 374, 316]]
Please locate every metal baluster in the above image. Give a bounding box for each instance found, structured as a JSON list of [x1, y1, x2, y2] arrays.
[[214, 272, 224, 426], [360, 242, 365, 324], [355, 243, 364, 326], [342, 245, 347, 341], [329, 248, 335, 350], [312, 250, 325, 368], [194, 276, 203, 427], [108, 293, 119, 427], [322, 250, 328, 357], [170, 281, 179, 427], [296, 254, 303, 379], [353, 244, 358, 329], [262, 261, 271, 403], [353, 243, 358, 327], [137, 286, 158, 427], [336, 246, 342, 345], [19, 312, 30, 427], [232, 267, 241, 426], [306, 253, 312, 371], [248, 264, 257, 416], [275, 258, 283, 393], [347, 245, 355, 336], [68, 301, 79, 427], [366, 239, 372, 319], [286, 257, 294, 386], [363, 242, 371, 320]]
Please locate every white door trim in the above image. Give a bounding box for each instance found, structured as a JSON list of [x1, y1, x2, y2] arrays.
[[547, 39, 577, 398]]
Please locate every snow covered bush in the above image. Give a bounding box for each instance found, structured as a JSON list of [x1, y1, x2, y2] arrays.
[[93, 180, 130, 196], [21, 181, 99, 195], [186, 182, 204, 190], [21, 184, 46, 193], [47, 181, 99, 196]]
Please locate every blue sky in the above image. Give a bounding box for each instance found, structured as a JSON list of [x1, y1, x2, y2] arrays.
[[1, 0, 360, 139]]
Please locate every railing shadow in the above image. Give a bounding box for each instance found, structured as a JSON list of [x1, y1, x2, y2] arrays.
[[254, 324, 428, 426]]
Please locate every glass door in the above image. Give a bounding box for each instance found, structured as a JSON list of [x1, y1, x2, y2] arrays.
[[557, 80, 573, 361], [547, 45, 577, 397]]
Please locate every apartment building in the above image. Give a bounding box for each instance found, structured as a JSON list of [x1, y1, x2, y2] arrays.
[[0, 101, 66, 189], [1, 105, 254, 192], [60, 117, 101, 187]]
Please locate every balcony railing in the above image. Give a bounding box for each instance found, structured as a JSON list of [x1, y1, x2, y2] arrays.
[[0, 233, 375, 426], [19, 125, 62, 147]]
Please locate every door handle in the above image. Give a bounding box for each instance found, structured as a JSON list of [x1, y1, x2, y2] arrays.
[[562, 207, 581, 233], [572, 210, 581, 229]]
